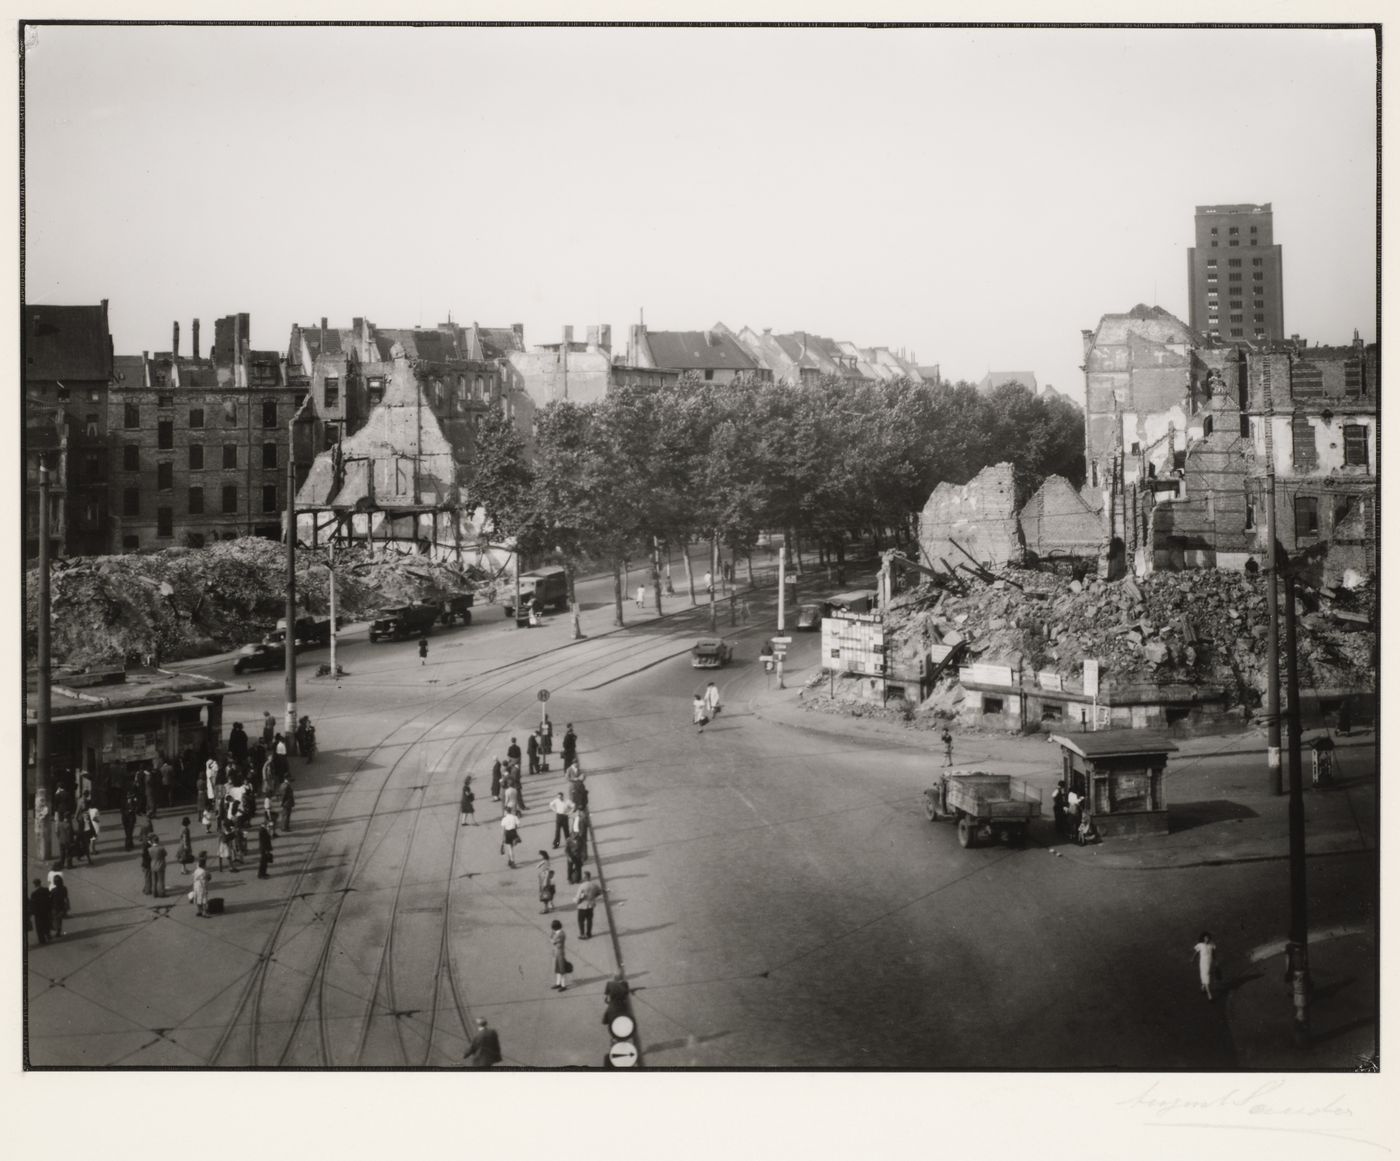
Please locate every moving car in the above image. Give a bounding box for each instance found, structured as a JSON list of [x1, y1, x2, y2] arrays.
[[795, 603, 823, 630], [690, 638, 734, 668], [233, 642, 288, 675]]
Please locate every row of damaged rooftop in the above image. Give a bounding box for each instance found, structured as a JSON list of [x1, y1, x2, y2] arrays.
[[917, 306, 1375, 592], [25, 303, 940, 565]]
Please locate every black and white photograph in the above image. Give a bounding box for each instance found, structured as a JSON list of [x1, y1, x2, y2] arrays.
[[14, 6, 1389, 1151]]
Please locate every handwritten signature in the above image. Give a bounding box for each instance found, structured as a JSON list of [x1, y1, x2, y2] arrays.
[[1120, 1079, 1355, 1120]]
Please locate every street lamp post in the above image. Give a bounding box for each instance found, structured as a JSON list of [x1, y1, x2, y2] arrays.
[[285, 404, 309, 738], [327, 544, 338, 677], [35, 460, 53, 861]]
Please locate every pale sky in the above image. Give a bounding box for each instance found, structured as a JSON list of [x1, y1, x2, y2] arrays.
[[22, 23, 1378, 398]]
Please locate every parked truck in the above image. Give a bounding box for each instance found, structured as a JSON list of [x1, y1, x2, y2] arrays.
[[924, 771, 1041, 848], [264, 615, 336, 648], [439, 592, 475, 627], [369, 602, 443, 643], [502, 566, 570, 618]]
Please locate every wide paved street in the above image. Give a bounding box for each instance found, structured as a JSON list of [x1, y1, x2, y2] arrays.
[[25, 559, 1378, 1068]]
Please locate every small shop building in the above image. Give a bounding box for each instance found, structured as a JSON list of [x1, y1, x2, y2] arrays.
[[25, 665, 250, 809], [1048, 730, 1178, 838]]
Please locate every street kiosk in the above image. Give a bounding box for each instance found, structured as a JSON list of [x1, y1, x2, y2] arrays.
[[1048, 731, 1179, 838]]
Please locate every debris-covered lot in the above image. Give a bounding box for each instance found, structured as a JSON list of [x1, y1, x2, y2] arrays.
[[877, 566, 1374, 713], [25, 538, 490, 668]]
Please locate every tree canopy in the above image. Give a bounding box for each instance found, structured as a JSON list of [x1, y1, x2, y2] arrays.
[[469, 374, 1085, 619]]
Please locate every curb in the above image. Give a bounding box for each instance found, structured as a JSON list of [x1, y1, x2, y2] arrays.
[[585, 809, 639, 1068]]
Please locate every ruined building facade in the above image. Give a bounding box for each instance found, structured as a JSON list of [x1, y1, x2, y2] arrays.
[[24, 301, 115, 557], [1083, 301, 1376, 586], [290, 317, 533, 561], [106, 316, 313, 551]]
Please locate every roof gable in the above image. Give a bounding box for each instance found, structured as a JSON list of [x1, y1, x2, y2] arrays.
[[644, 330, 758, 372]]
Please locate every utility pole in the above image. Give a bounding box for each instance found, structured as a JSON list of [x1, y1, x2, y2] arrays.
[[1262, 354, 1283, 795], [778, 544, 787, 632], [1266, 472, 1282, 795], [514, 547, 523, 630], [708, 531, 718, 632], [35, 461, 53, 862], [285, 400, 309, 738], [1283, 565, 1310, 1045], [327, 541, 338, 677]]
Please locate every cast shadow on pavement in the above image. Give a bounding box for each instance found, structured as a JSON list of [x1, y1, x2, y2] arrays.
[[1311, 1015, 1377, 1046], [615, 922, 674, 938], [644, 1030, 734, 1055], [1168, 799, 1259, 833], [1219, 968, 1264, 999], [589, 847, 652, 865]]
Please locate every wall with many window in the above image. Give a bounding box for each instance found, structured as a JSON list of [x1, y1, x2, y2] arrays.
[[107, 363, 305, 551]]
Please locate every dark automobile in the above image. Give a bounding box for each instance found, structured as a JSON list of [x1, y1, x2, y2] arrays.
[[233, 642, 287, 675], [795, 603, 823, 630], [690, 638, 734, 668]]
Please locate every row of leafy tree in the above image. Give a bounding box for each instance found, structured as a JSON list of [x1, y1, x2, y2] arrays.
[[470, 373, 1084, 624]]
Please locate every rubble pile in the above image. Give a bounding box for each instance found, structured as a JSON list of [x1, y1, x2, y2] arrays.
[[25, 539, 487, 668], [886, 566, 1374, 704]]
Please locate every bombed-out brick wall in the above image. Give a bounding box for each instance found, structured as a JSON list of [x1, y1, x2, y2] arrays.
[[918, 463, 1024, 570], [1020, 474, 1105, 561]]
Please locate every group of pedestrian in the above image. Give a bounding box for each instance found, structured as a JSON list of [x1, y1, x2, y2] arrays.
[[26, 872, 69, 945], [51, 798, 100, 869], [475, 723, 603, 1001], [1051, 781, 1096, 845], [693, 681, 721, 734]]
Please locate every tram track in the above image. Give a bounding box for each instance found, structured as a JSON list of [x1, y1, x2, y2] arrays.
[[207, 617, 703, 1066]]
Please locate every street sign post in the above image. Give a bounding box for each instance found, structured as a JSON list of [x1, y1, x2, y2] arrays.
[[607, 1040, 639, 1068]]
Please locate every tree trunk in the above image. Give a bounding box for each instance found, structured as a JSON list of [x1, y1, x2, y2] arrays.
[[665, 542, 675, 595], [566, 563, 582, 639], [746, 550, 755, 589], [708, 530, 718, 632], [682, 540, 697, 605], [651, 536, 664, 617], [612, 558, 625, 627]]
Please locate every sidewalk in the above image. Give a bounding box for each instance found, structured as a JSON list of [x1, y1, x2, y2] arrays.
[[747, 681, 1378, 872]]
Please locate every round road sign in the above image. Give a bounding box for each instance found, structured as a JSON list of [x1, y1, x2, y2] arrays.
[[537, 689, 550, 702], [609, 1013, 635, 1039], [607, 1040, 639, 1068]]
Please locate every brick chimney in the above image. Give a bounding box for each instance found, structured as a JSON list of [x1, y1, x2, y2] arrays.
[[172, 321, 180, 358], [586, 325, 599, 351], [233, 314, 243, 387], [563, 325, 574, 347], [192, 318, 200, 359], [598, 324, 611, 354]]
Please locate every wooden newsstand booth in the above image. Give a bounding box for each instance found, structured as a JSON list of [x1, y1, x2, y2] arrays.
[[1049, 731, 1178, 838]]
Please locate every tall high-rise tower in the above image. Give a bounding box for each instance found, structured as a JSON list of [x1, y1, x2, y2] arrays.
[[1186, 203, 1284, 344]]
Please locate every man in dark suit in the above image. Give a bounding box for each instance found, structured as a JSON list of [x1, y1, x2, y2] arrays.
[[29, 880, 52, 945], [463, 1018, 502, 1067]]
